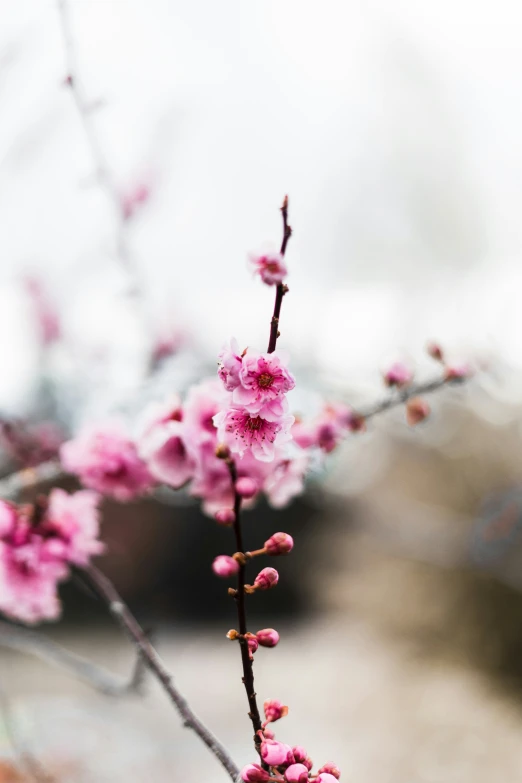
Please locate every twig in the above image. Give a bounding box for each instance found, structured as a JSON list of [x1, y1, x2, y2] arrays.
[[357, 375, 466, 421], [0, 620, 144, 697], [267, 196, 292, 354], [79, 563, 239, 781], [226, 461, 264, 760], [0, 460, 64, 501], [56, 0, 139, 291]]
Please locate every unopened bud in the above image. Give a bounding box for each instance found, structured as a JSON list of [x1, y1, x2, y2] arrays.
[[236, 477, 258, 498], [254, 567, 279, 591], [215, 443, 230, 460], [383, 361, 413, 388], [406, 397, 430, 426], [284, 764, 309, 782], [427, 341, 444, 362], [316, 775, 339, 783], [444, 363, 470, 381], [264, 698, 288, 723], [212, 555, 239, 578], [345, 410, 366, 433], [292, 747, 308, 764], [245, 632, 259, 655], [241, 764, 270, 782], [318, 763, 341, 779], [256, 628, 280, 648], [265, 532, 294, 555], [261, 739, 294, 767], [215, 508, 235, 525], [226, 629, 239, 640], [263, 727, 275, 739]]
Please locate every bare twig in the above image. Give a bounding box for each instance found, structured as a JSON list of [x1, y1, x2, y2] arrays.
[[0, 620, 144, 697], [267, 196, 292, 354], [0, 460, 64, 501], [79, 564, 239, 781], [357, 375, 466, 422]]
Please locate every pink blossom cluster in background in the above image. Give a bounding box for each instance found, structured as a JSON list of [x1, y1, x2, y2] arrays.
[[0, 490, 102, 623], [240, 699, 341, 782]]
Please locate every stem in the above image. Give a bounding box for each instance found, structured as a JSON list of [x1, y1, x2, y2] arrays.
[[358, 375, 466, 421], [227, 460, 265, 758], [267, 196, 292, 354], [80, 564, 239, 781]]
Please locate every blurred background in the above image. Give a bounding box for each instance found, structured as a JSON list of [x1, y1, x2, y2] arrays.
[[1, 0, 522, 781]]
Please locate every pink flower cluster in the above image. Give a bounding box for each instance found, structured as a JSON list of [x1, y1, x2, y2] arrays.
[[240, 700, 340, 782], [0, 490, 103, 623]]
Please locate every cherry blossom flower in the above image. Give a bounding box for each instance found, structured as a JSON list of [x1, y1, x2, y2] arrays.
[[212, 555, 239, 578], [263, 454, 308, 508], [240, 764, 270, 782], [260, 739, 294, 766], [383, 361, 413, 388], [45, 489, 103, 566], [233, 351, 295, 419], [213, 407, 294, 462], [138, 397, 195, 488], [284, 764, 309, 782], [250, 250, 288, 286], [264, 532, 294, 555], [264, 698, 288, 723], [60, 421, 153, 501], [218, 338, 243, 392]]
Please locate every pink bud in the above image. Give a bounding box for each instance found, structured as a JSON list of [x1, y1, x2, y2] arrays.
[[383, 361, 413, 388], [444, 363, 470, 381], [316, 775, 339, 783], [241, 764, 270, 782], [292, 747, 308, 764], [303, 758, 313, 771], [256, 628, 280, 648], [215, 508, 235, 525], [263, 727, 275, 739], [261, 739, 294, 767], [345, 410, 366, 433], [212, 555, 239, 578], [236, 477, 258, 498], [265, 532, 294, 555], [406, 397, 430, 426], [284, 763, 309, 782], [246, 634, 259, 654], [254, 567, 279, 591], [318, 763, 341, 779], [427, 341, 444, 362], [264, 698, 288, 722]]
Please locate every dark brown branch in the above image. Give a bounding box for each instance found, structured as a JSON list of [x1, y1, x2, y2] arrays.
[[79, 564, 239, 781], [226, 460, 265, 761], [267, 196, 292, 354], [0, 619, 144, 697]]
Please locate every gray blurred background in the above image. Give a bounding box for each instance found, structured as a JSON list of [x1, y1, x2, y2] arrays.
[[1, 1, 522, 781]]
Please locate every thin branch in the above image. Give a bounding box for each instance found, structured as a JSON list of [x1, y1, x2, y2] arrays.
[[0, 460, 63, 501], [357, 375, 466, 422], [79, 563, 239, 781], [0, 620, 144, 697], [56, 0, 139, 290], [267, 196, 292, 354], [226, 461, 264, 759]]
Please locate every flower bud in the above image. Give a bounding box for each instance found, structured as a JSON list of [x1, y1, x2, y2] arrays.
[[427, 341, 444, 362], [212, 555, 239, 578], [236, 477, 258, 498], [316, 775, 339, 783], [444, 363, 470, 381], [245, 633, 259, 654], [405, 397, 430, 426], [383, 362, 413, 388], [254, 567, 279, 591], [265, 532, 294, 555], [345, 410, 366, 433], [284, 763, 309, 782], [264, 698, 288, 722], [256, 628, 280, 648], [241, 763, 270, 782], [226, 629, 239, 640], [215, 508, 235, 525], [317, 763, 341, 779], [215, 443, 231, 459], [263, 727, 275, 739], [292, 747, 308, 764], [261, 739, 294, 767]]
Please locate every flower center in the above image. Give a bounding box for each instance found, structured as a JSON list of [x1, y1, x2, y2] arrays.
[[245, 416, 263, 432], [258, 372, 274, 388]]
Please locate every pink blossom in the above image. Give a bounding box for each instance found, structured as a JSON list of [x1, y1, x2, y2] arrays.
[[264, 454, 308, 508], [444, 363, 471, 381], [214, 407, 294, 462], [250, 250, 288, 286], [317, 763, 341, 779], [256, 628, 280, 648], [383, 361, 413, 388], [212, 555, 239, 578], [316, 775, 339, 783], [405, 397, 430, 426], [260, 739, 294, 766], [263, 727, 275, 739], [234, 352, 295, 418], [218, 338, 243, 391], [254, 567, 279, 591], [45, 489, 103, 566], [241, 764, 270, 782], [138, 397, 195, 488], [247, 634, 259, 655], [292, 748, 309, 764], [214, 508, 235, 525], [284, 764, 309, 782], [236, 477, 258, 499], [61, 422, 153, 501], [264, 698, 288, 723], [427, 341, 444, 362], [265, 531, 294, 555], [184, 379, 228, 445]]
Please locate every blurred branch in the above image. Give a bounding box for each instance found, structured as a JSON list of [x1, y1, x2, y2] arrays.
[[56, 0, 139, 291], [79, 564, 240, 781], [0, 460, 64, 500], [358, 374, 466, 421], [0, 620, 145, 697]]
